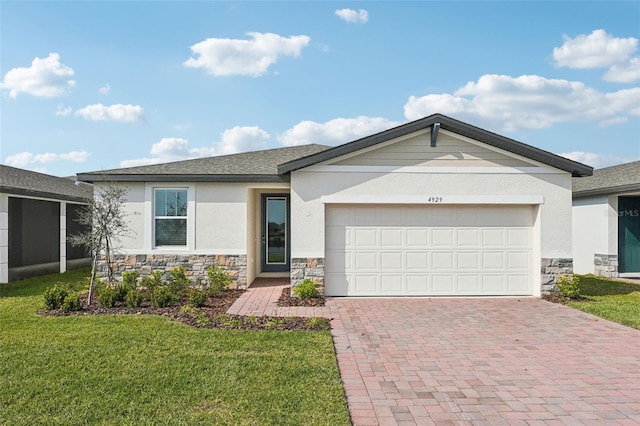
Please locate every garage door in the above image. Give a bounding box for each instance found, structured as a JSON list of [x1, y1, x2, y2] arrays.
[[325, 205, 534, 296]]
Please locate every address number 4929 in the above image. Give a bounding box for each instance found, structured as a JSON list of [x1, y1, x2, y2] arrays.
[[427, 196, 443, 203]]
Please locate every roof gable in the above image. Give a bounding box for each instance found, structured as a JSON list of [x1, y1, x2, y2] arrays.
[[573, 160, 640, 198], [278, 114, 593, 177], [331, 129, 539, 168]]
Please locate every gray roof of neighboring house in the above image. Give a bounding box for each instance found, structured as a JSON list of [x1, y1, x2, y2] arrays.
[[279, 114, 593, 177], [572, 160, 640, 198], [0, 164, 93, 203], [77, 144, 331, 182]]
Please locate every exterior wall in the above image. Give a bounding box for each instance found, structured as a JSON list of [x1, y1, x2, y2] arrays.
[[105, 181, 289, 287], [540, 258, 573, 292], [291, 154, 574, 295], [572, 196, 618, 275], [291, 257, 324, 291], [0, 194, 8, 283]]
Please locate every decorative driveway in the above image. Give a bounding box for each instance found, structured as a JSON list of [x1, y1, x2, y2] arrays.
[[330, 297, 640, 425]]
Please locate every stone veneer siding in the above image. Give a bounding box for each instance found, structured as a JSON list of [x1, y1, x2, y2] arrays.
[[291, 257, 325, 294], [97, 254, 248, 289], [594, 253, 618, 278], [540, 257, 573, 293]]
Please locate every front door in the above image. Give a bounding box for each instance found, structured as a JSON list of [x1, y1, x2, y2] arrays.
[[261, 194, 290, 272], [618, 196, 640, 274]]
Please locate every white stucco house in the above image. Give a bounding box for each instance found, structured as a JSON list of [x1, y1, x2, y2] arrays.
[[572, 161, 640, 278], [77, 114, 592, 297]]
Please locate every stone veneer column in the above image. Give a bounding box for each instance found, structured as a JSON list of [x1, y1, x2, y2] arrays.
[[97, 254, 248, 289], [594, 254, 618, 278], [291, 257, 325, 294], [540, 258, 573, 293]]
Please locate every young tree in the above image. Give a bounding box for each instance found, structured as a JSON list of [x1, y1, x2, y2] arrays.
[[69, 183, 133, 305]]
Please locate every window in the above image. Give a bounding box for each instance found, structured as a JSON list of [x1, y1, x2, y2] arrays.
[[154, 188, 187, 246]]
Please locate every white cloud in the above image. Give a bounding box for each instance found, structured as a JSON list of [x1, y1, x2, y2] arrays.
[[0, 53, 75, 98], [559, 151, 639, 169], [279, 116, 400, 147], [5, 150, 90, 169], [99, 83, 111, 94], [553, 29, 637, 69], [552, 29, 640, 83], [335, 8, 369, 24], [184, 32, 311, 77], [404, 74, 640, 132], [75, 103, 145, 123], [603, 57, 640, 83], [55, 104, 72, 116], [120, 127, 270, 167]]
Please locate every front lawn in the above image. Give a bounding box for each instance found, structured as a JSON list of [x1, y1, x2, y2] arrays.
[[0, 270, 350, 425], [566, 275, 640, 329]]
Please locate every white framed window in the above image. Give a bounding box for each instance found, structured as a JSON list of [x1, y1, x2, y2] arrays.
[[154, 188, 187, 247]]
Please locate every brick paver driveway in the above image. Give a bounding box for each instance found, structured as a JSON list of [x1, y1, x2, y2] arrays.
[[329, 297, 640, 425]]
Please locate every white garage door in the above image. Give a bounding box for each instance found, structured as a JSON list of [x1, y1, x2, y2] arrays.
[[325, 205, 534, 296]]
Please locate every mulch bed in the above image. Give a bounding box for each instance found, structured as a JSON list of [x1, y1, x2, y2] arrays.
[[277, 287, 326, 307], [542, 292, 590, 304], [39, 289, 330, 331]]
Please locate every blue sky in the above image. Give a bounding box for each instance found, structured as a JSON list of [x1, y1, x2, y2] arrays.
[[1, 1, 639, 177]]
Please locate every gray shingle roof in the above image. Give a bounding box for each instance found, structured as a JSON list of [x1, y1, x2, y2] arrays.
[[77, 144, 331, 182], [572, 160, 640, 198], [0, 164, 93, 202]]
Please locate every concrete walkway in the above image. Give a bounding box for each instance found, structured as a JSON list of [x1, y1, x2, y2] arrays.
[[228, 281, 640, 425]]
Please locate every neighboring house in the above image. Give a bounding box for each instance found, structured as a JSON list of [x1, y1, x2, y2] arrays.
[[0, 165, 93, 283], [77, 114, 592, 297], [572, 161, 640, 278]]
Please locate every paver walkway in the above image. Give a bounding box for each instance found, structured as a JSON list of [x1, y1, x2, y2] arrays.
[[229, 281, 640, 425]]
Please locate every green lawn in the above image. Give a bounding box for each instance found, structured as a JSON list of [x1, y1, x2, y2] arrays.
[[567, 275, 640, 329], [0, 269, 350, 425]]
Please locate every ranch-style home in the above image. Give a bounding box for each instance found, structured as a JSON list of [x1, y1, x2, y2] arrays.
[[572, 161, 640, 278], [0, 165, 93, 283], [77, 114, 593, 297]]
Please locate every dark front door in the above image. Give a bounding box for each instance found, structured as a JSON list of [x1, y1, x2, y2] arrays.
[[618, 196, 640, 273], [261, 194, 290, 272]]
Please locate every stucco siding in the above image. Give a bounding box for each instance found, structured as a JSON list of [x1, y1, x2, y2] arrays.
[[572, 196, 617, 274]]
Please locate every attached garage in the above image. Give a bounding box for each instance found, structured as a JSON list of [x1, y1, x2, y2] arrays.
[[325, 204, 535, 296]]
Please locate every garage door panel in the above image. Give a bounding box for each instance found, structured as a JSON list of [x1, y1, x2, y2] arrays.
[[381, 252, 403, 269], [354, 228, 377, 247], [325, 205, 534, 296], [381, 275, 403, 294], [381, 228, 403, 246]]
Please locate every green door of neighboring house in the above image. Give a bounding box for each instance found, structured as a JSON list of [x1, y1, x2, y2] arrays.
[[618, 196, 640, 274]]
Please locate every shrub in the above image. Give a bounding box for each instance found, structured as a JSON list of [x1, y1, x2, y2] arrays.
[[292, 279, 319, 299], [150, 286, 176, 308], [140, 270, 163, 292], [168, 266, 190, 298], [43, 284, 69, 310], [557, 275, 581, 299], [121, 270, 140, 288], [207, 265, 232, 296], [125, 289, 143, 308], [188, 289, 207, 308], [97, 285, 117, 308], [61, 291, 82, 312]]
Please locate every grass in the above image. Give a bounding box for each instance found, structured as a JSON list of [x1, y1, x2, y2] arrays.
[[566, 275, 640, 329], [0, 269, 350, 425]]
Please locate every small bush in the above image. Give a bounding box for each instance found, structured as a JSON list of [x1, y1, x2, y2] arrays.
[[293, 279, 319, 299], [121, 270, 140, 288], [188, 289, 207, 308], [97, 286, 117, 308], [61, 291, 82, 312], [557, 275, 581, 299], [207, 265, 232, 296], [150, 286, 176, 308], [43, 284, 69, 310], [125, 289, 143, 308], [168, 266, 190, 298], [140, 270, 164, 292]]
